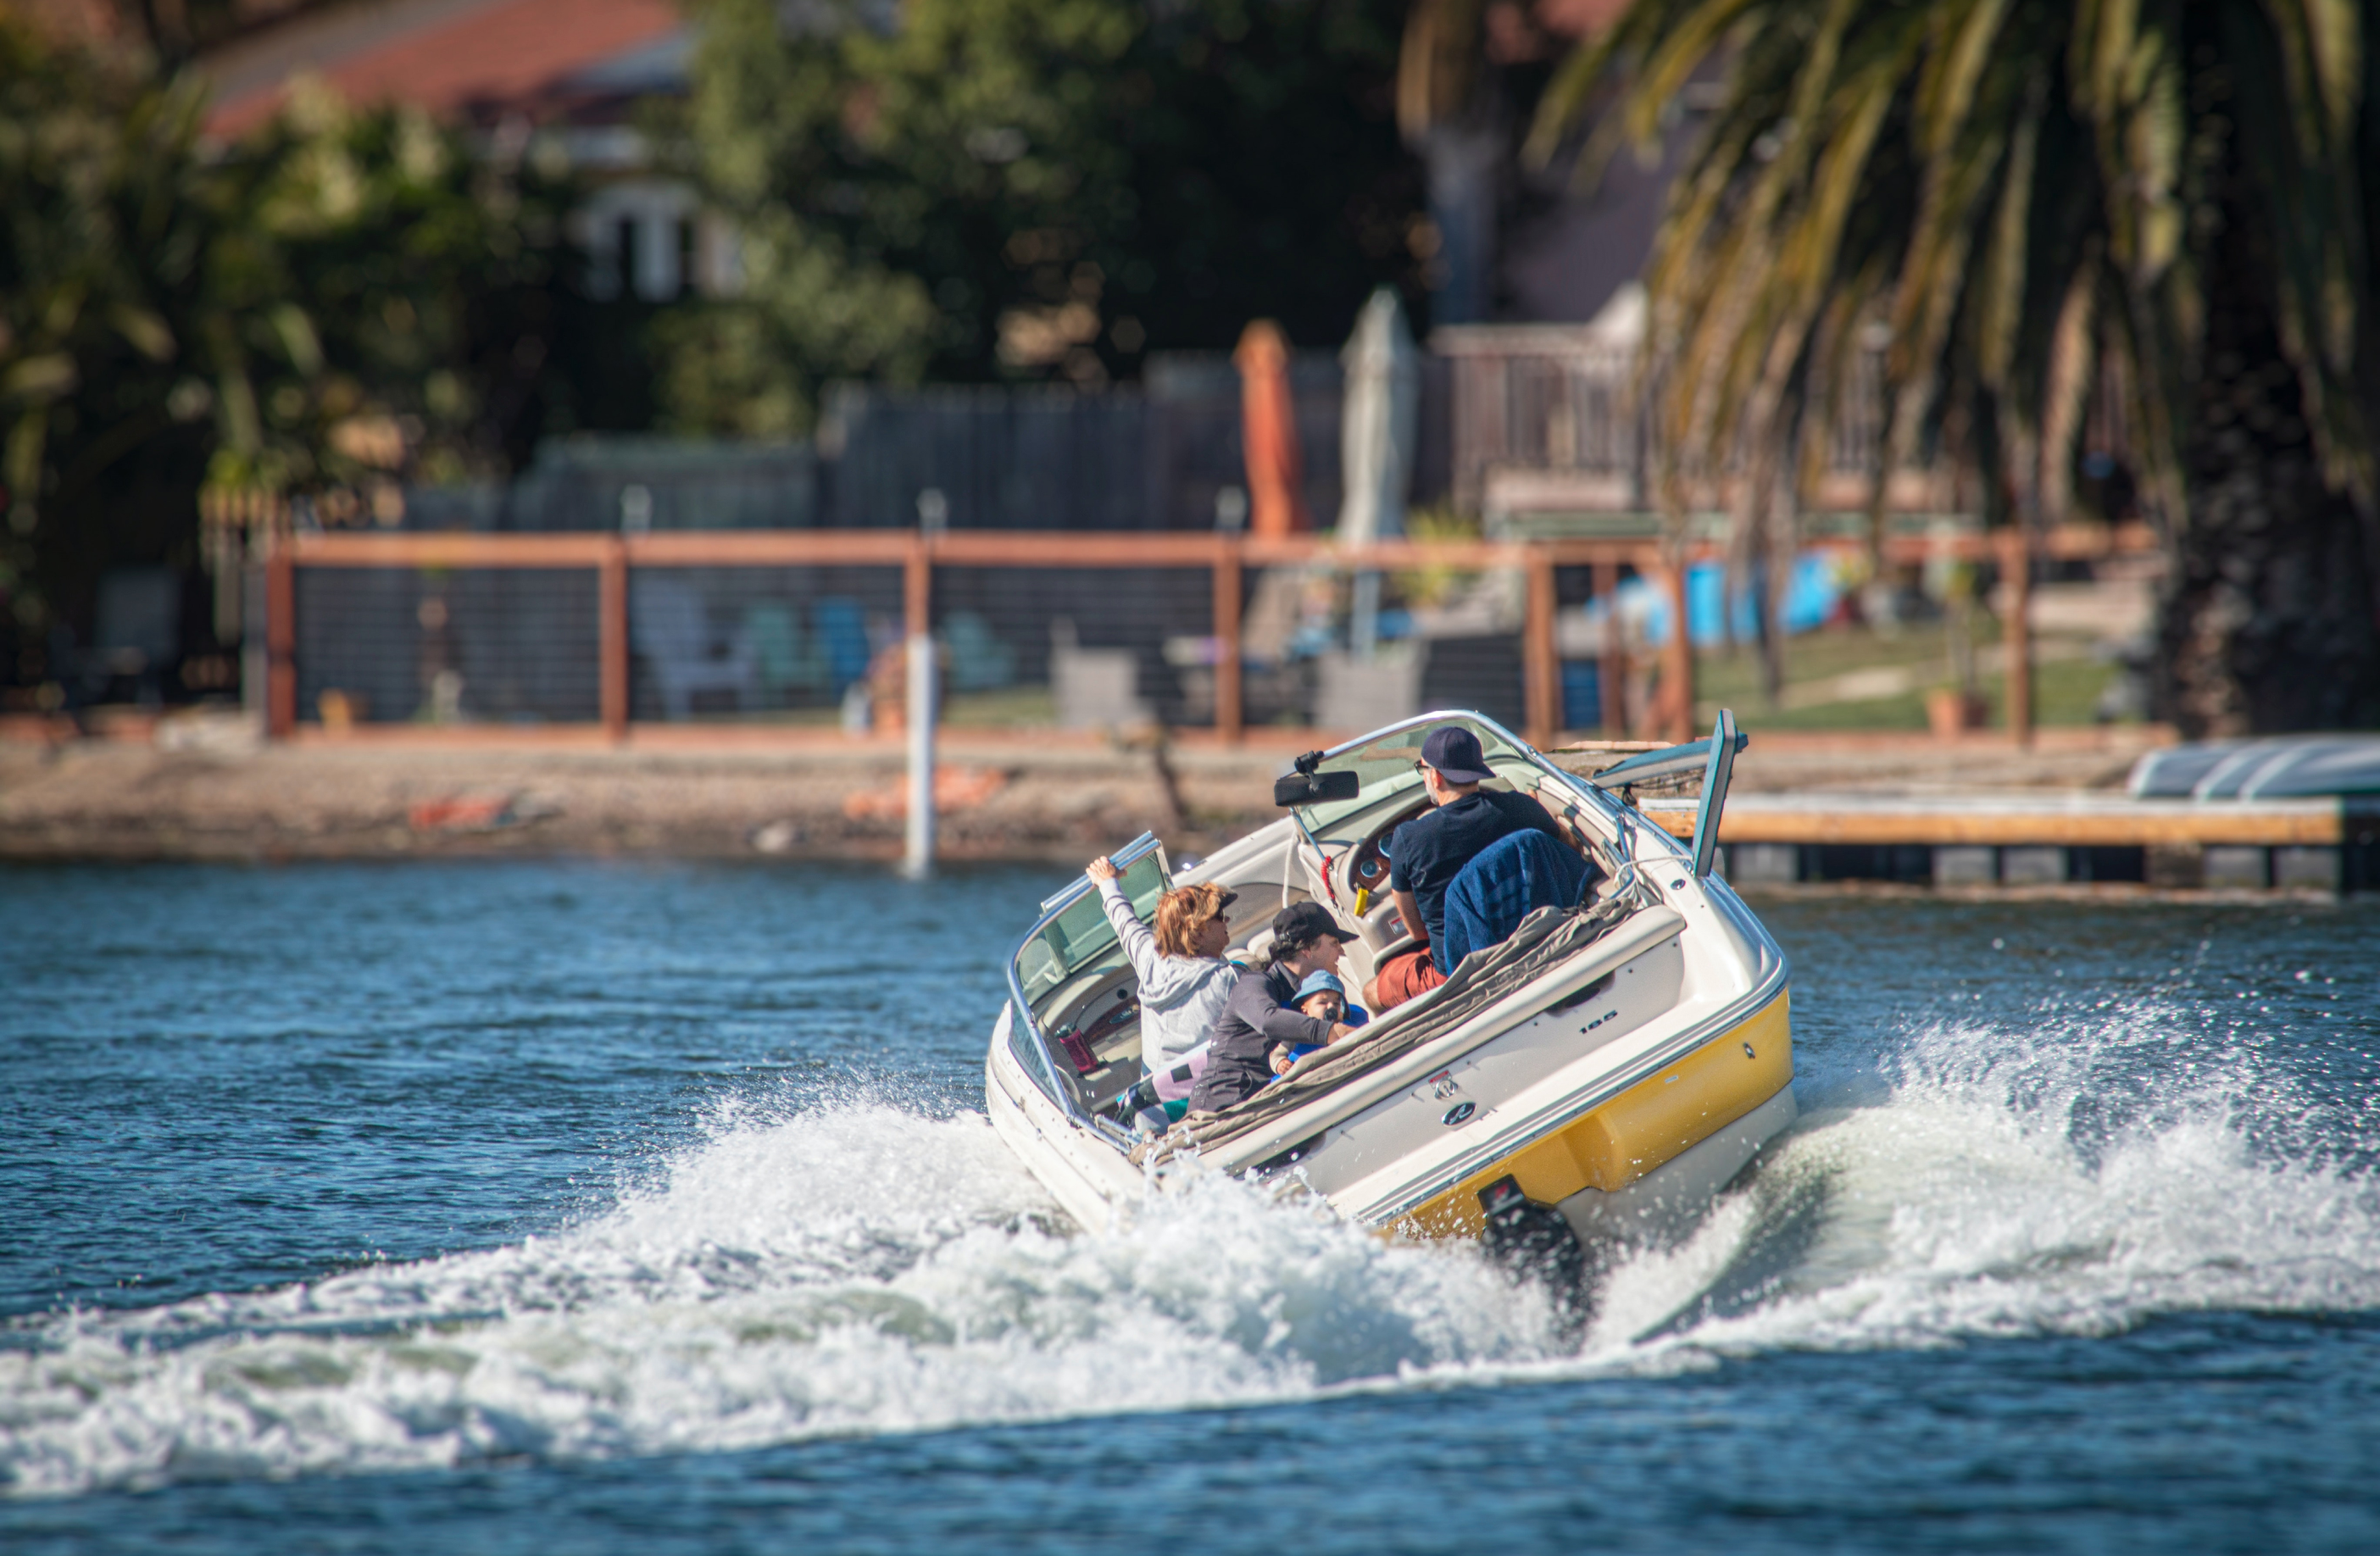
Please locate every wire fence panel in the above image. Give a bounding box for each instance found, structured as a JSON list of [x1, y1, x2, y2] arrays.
[[269, 531, 1760, 744], [1237, 559, 1530, 731], [295, 566, 599, 725], [931, 564, 1215, 727], [626, 564, 904, 724]]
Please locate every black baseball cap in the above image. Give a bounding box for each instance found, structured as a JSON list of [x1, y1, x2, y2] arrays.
[[1421, 725, 1496, 784], [1271, 900, 1357, 948]]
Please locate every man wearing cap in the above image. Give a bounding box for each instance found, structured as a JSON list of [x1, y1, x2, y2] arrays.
[[1371, 725, 1571, 1012], [1187, 901, 1360, 1114]]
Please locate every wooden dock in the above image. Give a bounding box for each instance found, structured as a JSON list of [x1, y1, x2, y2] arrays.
[[1638, 793, 2380, 891]]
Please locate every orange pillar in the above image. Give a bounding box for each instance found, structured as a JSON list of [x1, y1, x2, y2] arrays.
[[1524, 548, 1560, 745], [1594, 559, 1627, 736], [265, 546, 296, 738], [1233, 321, 1311, 538], [1213, 540, 1243, 742], [599, 537, 629, 742], [904, 535, 931, 641], [1660, 547, 1694, 742], [2002, 527, 2033, 746], [877, 535, 933, 738]]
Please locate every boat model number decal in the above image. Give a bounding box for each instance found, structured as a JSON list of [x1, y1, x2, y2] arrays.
[[1582, 1009, 1618, 1033]]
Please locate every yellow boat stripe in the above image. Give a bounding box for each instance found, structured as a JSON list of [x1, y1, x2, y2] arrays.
[[1399, 990, 1793, 1240]]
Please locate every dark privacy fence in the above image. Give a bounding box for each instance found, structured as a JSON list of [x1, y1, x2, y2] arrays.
[[408, 353, 1452, 536]]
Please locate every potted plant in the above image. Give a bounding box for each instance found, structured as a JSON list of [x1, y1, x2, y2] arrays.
[[1927, 561, 1989, 736]]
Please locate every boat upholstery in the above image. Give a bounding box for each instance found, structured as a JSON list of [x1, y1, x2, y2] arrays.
[[1437, 830, 1594, 974], [1151, 895, 1639, 1159]]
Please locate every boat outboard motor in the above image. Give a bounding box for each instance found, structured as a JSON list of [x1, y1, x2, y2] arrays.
[[1478, 1175, 1589, 1301]]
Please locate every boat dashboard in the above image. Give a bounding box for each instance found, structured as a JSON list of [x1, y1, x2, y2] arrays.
[[1342, 807, 1415, 900]]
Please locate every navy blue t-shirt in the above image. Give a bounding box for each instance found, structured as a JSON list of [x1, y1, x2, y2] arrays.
[[1387, 787, 1563, 954]]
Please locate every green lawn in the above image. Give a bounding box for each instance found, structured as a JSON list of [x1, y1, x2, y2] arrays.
[[942, 686, 1059, 726], [1691, 622, 2127, 730]]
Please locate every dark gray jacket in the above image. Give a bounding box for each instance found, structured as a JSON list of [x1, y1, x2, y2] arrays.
[[1187, 961, 1333, 1114]]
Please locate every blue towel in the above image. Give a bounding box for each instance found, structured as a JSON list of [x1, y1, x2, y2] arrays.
[[1437, 830, 1590, 974]]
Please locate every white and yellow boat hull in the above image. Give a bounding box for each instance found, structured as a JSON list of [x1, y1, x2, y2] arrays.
[[984, 711, 1796, 1258]]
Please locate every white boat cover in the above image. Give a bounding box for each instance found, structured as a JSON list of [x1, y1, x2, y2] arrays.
[[1145, 896, 1639, 1162], [2128, 737, 2380, 799]]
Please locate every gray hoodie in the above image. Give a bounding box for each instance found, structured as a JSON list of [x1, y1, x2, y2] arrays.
[[1096, 878, 1237, 1101]]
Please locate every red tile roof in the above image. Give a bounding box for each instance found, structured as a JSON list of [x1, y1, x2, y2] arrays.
[[1536, 0, 1636, 38], [202, 0, 681, 141]]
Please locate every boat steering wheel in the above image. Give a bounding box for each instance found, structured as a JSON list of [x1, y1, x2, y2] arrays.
[[1344, 801, 1432, 901]]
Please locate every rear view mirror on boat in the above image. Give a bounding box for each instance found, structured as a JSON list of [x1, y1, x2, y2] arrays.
[[1275, 769, 1361, 807]]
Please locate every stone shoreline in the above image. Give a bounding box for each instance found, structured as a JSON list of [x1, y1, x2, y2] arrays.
[[0, 725, 1279, 864], [0, 714, 2170, 866]]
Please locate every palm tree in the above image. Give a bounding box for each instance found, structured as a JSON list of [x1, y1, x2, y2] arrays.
[[1532, 0, 2380, 734]]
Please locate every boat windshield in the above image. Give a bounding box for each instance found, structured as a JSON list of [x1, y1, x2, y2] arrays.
[[1015, 850, 1168, 1015], [1293, 715, 1531, 842]]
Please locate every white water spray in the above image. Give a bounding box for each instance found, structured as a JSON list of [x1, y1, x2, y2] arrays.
[[6, 1002, 2377, 1499]]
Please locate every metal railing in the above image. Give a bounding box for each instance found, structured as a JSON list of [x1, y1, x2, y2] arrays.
[[1437, 326, 1985, 523]]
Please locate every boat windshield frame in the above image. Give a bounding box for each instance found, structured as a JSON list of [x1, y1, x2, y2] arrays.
[[1003, 831, 1166, 1140], [1286, 710, 1634, 848]]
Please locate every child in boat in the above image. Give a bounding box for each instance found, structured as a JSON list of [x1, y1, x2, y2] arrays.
[[1270, 970, 1368, 1078]]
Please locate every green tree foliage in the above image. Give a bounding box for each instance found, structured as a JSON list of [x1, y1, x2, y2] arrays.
[[1536, 0, 2380, 733], [661, 0, 1424, 436], [0, 19, 579, 680], [200, 81, 578, 491], [0, 25, 212, 661]]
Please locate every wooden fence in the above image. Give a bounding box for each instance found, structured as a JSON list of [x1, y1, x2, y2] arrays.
[[263, 523, 2159, 748]]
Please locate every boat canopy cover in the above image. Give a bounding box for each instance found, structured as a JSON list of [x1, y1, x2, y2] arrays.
[[1147, 896, 1638, 1162], [2128, 737, 2380, 800]]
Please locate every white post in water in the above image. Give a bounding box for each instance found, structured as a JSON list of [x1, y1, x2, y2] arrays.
[[904, 632, 937, 878]]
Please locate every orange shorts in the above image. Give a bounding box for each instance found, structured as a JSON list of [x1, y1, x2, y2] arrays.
[[1372, 947, 1446, 1013]]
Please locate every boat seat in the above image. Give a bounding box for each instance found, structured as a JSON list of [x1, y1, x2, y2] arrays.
[[1438, 830, 1595, 974]]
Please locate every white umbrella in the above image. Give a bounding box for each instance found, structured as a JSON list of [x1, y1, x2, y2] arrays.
[[1337, 287, 1418, 657]]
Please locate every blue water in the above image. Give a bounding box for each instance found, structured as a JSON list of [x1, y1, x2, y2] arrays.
[[4, 863, 2377, 1553]]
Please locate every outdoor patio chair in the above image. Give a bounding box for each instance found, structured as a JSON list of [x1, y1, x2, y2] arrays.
[[631, 577, 756, 719]]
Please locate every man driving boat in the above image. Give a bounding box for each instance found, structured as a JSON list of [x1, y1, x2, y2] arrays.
[[1187, 902, 1359, 1114], [1368, 725, 1574, 1013]]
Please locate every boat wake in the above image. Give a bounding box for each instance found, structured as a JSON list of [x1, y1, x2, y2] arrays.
[[0, 1096, 1554, 1498], [7, 1003, 2377, 1498], [1582, 1020, 2380, 1369]]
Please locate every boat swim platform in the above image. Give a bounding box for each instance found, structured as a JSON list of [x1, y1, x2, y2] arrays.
[[1634, 793, 2380, 893]]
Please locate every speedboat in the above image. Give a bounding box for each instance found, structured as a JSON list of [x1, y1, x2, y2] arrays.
[[983, 710, 1794, 1264]]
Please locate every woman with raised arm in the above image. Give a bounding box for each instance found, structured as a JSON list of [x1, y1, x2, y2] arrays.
[[1085, 857, 1238, 1110]]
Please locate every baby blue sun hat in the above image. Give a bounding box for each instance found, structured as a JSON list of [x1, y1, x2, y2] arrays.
[[1293, 969, 1347, 1003]]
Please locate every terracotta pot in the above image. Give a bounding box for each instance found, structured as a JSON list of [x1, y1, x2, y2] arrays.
[[1926, 687, 1989, 737]]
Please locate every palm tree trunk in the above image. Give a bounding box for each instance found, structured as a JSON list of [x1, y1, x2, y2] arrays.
[[2153, 197, 2380, 736]]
